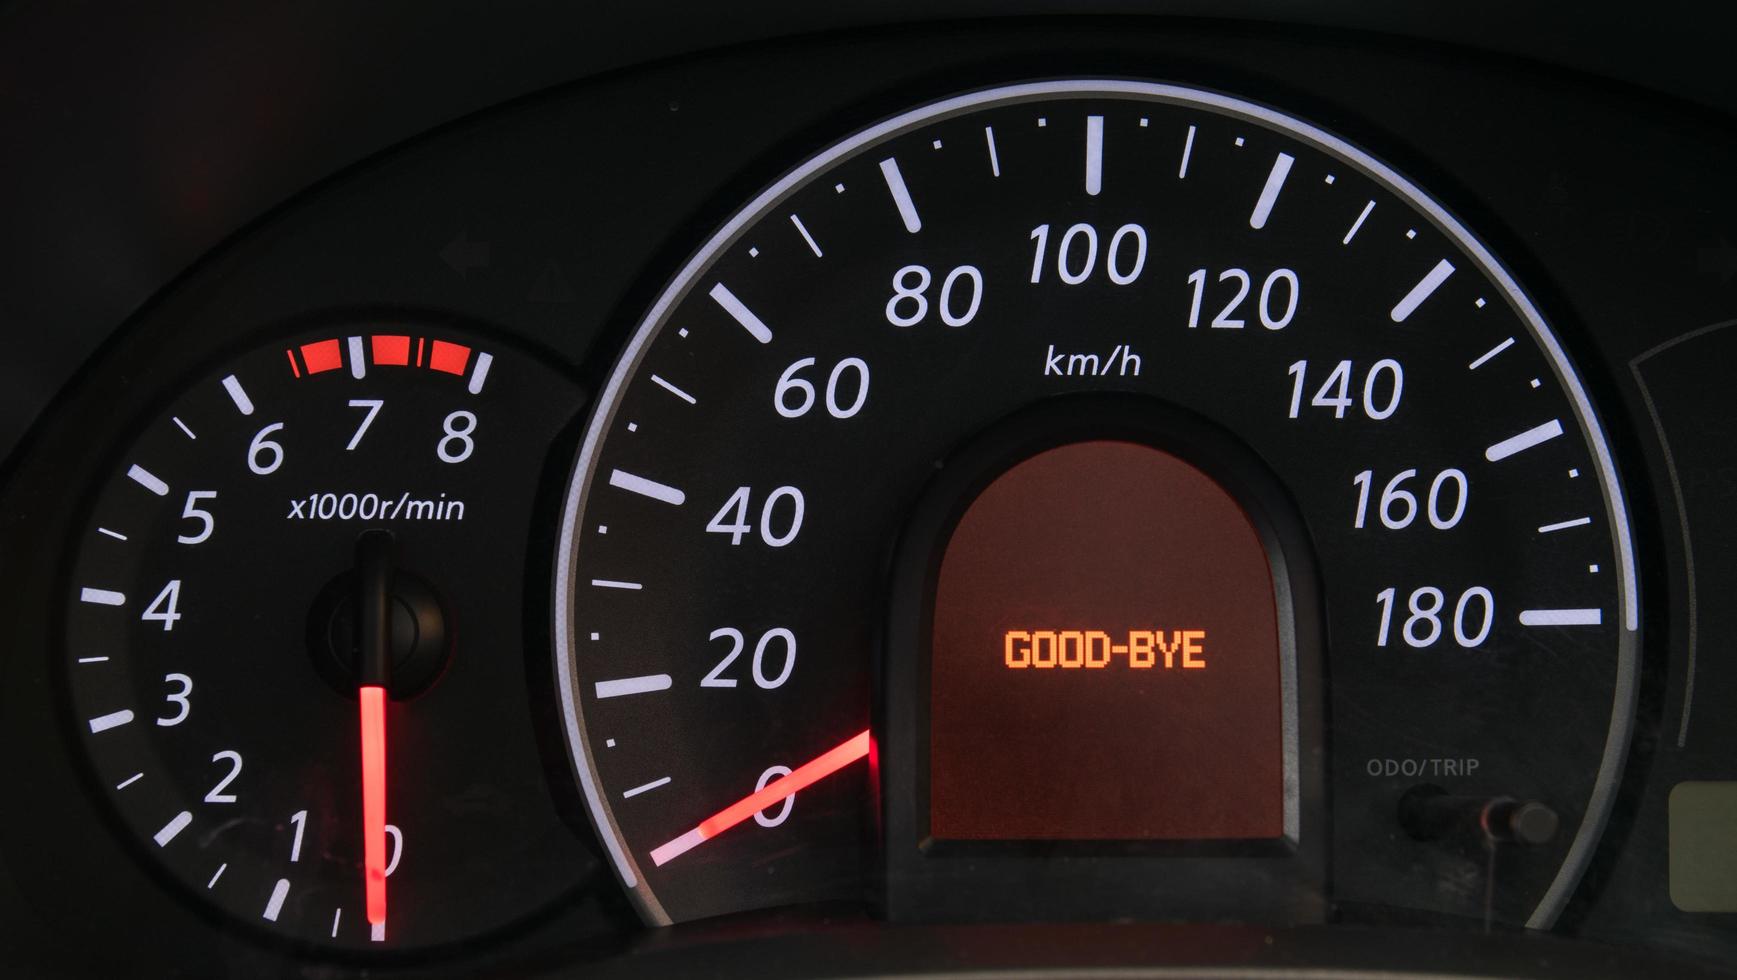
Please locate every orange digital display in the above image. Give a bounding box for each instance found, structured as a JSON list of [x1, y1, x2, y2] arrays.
[[929, 440, 1286, 841], [1003, 629, 1207, 669]]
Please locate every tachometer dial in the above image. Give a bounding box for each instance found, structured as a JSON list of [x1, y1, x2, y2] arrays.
[[66, 322, 588, 950], [555, 82, 1638, 928]]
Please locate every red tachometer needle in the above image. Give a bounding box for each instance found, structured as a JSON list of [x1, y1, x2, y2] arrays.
[[649, 729, 871, 867], [354, 530, 394, 930], [359, 684, 388, 926]]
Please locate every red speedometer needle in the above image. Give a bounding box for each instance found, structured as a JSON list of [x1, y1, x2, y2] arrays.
[[359, 685, 388, 926], [649, 729, 871, 867]]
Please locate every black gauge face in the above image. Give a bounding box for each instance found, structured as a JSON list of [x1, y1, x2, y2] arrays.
[[66, 325, 589, 951], [555, 82, 1639, 928]]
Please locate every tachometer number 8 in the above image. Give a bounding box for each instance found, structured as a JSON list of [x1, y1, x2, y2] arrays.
[[438, 410, 477, 463]]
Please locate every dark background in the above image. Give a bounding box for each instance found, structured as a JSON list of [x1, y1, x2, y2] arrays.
[[2, 3, 1737, 977]]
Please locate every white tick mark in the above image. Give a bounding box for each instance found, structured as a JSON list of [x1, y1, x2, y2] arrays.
[[1484, 418, 1564, 462], [1324, 174, 1336, 184], [88, 709, 134, 733], [931, 139, 942, 149], [879, 157, 922, 233], [154, 811, 193, 847], [1390, 258, 1456, 322], [1084, 115, 1104, 196], [709, 281, 775, 343], [1234, 136, 1245, 147], [595, 674, 673, 698], [1519, 608, 1603, 627], [467, 351, 492, 394], [1343, 200, 1376, 244], [127, 464, 170, 497], [1469, 337, 1516, 370], [609, 469, 685, 505], [623, 777, 672, 799], [649, 374, 697, 405], [221, 375, 254, 415], [748, 246, 759, 258], [790, 214, 824, 256], [264, 879, 290, 921], [1249, 152, 1294, 229]]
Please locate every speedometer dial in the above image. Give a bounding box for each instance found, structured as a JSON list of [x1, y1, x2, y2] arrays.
[[554, 81, 1638, 928]]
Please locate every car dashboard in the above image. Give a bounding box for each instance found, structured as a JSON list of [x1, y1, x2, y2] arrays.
[[2, 4, 1736, 977]]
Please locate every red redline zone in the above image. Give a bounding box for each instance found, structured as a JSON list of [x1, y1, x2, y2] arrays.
[[371, 335, 411, 366], [299, 339, 344, 375], [284, 336, 477, 380], [427, 339, 471, 375]]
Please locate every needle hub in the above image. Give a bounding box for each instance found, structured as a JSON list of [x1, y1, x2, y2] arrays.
[[306, 534, 452, 700]]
